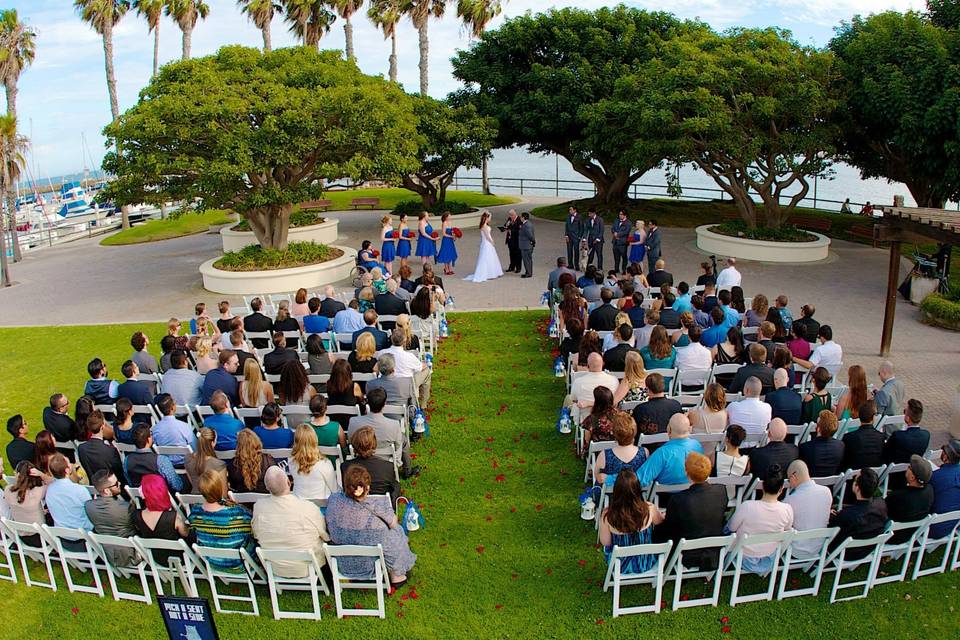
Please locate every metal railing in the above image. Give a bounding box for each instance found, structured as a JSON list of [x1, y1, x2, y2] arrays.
[[7, 206, 164, 256]]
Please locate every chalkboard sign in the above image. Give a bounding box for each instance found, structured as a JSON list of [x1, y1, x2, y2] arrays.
[[158, 596, 220, 640]]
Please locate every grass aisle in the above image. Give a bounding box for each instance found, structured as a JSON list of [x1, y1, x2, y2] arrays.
[[0, 316, 956, 637]]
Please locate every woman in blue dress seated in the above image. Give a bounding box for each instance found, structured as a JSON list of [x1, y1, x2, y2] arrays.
[[358, 240, 387, 274], [594, 412, 646, 486], [599, 469, 664, 575], [415, 212, 437, 266], [326, 465, 417, 588], [435, 212, 459, 275]]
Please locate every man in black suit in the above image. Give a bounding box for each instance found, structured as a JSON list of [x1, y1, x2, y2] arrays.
[[352, 310, 390, 351], [748, 418, 799, 479], [655, 452, 728, 569], [602, 324, 640, 372], [588, 288, 619, 331], [646, 259, 673, 288], [564, 206, 585, 270], [243, 297, 274, 348], [77, 412, 125, 484], [883, 398, 930, 463], [374, 280, 408, 329], [727, 343, 774, 394], [585, 209, 604, 270], [843, 399, 886, 470], [610, 210, 631, 275], [6, 415, 35, 469], [43, 393, 78, 446], [657, 292, 681, 329], [799, 411, 845, 477], [793, 304, 820, 343], [828, 468, 888, 559], [319, 285, 346, 319], [644, 219, 662, 275], [499, 209, 522, 273], [765, 369, 802, 425], [116, 361, 155, 406], [701, 283, 719, 315], [631, 374, 682, 438], [262, 332, 300, 375]]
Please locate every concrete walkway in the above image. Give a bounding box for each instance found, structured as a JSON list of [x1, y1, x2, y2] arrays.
[[1, 198, 957, 437]]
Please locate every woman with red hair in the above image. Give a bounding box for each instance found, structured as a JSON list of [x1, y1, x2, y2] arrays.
[[133, 473, 191, 559]]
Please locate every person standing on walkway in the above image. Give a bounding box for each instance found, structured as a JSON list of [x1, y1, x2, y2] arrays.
[[586, 209, 605, 270], [645, 220, 661, 275], [415, 212, 437, 266], [611, 210, 630, 274], [519, 212, 536, 278], [501, 209, 522, 273], [564, 206, 585, 271]]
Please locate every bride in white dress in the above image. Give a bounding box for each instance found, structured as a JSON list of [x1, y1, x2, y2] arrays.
[[464, 211, 504, 283]]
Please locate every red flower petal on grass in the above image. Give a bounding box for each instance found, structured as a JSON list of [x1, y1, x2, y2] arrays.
[[530, 433, 540, 440], [71, 607, 79, 617], [409, 591, 419, 600], [510, 506, 517, 513], [494, 604, 503, 610], [511, 573, 518, 580], [323, 603, 332, 610], [596, 619, 605, 625], [476, 545, 485, 554], [504, 451, 512, 457], [722, 626, 732, 634], [518, 458, 526, 464], [680, 594, 690, 601], [535, 504, 544, 511], [353, 603, 363, 609], [484, 447, 492, 452], [459, 477, 465, 483], [485, 515, 493, 521], [495, 474, 506, 482], [720, 616, 730, 624], [545, 568, 553, 575], [486, 436, 495, 443], [439, 543, 447, 548], [492, 461, 499, 469], [410, 453, 418, 459], [396, 612, 405, 618], [577, 559, 586, 567], [401, 594, 409, 601], [430, 448, 436, 456], [485, 492, 493, 499]]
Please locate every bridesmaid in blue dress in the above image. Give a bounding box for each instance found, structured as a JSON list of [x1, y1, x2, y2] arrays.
[[628, 220, 647, 273], [379, 215, 396, 275], [435, 212, 459, 275], [415, 212, 437, 265], [599, 469, 664, 575], [396, 213, 412, 268]]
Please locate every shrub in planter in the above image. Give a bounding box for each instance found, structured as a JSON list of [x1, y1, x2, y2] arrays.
[[213, 242, 343, 272], [920, 292, 960, 330], [711, 220, 817, 243], [233, 209, 324, 232], [392, 199, 475, 217]]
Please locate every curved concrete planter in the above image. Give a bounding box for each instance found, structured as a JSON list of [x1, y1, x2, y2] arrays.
[[220, 218, 340, 252], [696, 224, 831, 263], [385, 209, 486, 229], [200, 245, 358, 294]]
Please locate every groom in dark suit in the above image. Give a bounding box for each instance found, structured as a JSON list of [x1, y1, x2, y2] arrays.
[[564, 206, 585, 270], [519, 212, 536, 278], [586, 209, 604, 270], [498, 209, 522, 273]]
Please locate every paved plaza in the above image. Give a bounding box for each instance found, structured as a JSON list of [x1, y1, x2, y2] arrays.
[[1, 198, 957, 438]]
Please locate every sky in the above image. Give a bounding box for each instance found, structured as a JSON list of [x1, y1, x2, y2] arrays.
[[7, 0, 928, 180]]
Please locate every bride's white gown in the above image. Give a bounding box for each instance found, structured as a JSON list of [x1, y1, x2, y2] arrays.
[[464, 224, 504, 283]]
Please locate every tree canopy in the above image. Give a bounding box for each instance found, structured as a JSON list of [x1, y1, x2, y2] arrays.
[[830, 11, 960, 208], [928, 0, 960, 29], [451, 6, 702, 205], [101, 46, 420, 250]]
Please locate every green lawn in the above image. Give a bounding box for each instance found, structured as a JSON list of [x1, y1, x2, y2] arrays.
[[100, 210, 238, 246], [321, 187, 518, 211], [0, 314, 956, 638]]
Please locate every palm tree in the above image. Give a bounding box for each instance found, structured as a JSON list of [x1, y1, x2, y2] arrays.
[[0, 115, 26, 286], [367, 0, 401, 82], [166, 0, 209, 60], [238, 0, 281, 52], [0, 9, 36, 262], [330, 1, 363, 60], [133, 0, 165, 77], [456, 0, 504, 194], [402, 0, 447, 96], [284, 0, 336, 49]]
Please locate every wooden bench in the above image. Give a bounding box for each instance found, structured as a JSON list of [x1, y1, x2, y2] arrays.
[[848, 224, 877, 247], [789, 216, 832, 233], [350, 197, 381, 209], [299, 199, 333, 212]]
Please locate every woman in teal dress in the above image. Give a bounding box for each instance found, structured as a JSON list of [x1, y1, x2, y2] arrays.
[[599, 469, 663, 574], [415, 212, 437, 265], [640, 325, 678, 372]]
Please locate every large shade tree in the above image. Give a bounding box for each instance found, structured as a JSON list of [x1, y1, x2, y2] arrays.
[[608, 28, 838, 228], [830, 11, 960, 208], [452, 6, 697, 205], [101, 46, 420, 250], [928, 0, 960, 28], [402, 95, 495, 207]]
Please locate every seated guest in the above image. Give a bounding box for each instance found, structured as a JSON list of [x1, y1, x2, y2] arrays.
[[252, 466, 330, 577], [688, 383, 728, 434], [674, 282, 693, 314], [578, 264, 598, 290], [559, 317, 585, 364], [123, 425, 184, 492], [793, 304, 819, 340], [657, 293, 681, 329], [289, 424, 339, 500], [326, 359, 365, 428], [220, 317, 242, 350], [116, 361, 154, 407], [84, 470, 137, 566], [77, 411, 124, 482], [277, 359, 317, 406], [745, 294, 768, 328], [727, 465, 794, 574], [352, 310, 390, 351], [783, 460, 832, 558], [636, 414, 704, 486], [715, 424, 748, 478], [594, 413, 645, 485], [799, 410, 845, 477], [3, 461, 46, 528], [794, 325, 843, 378], [152, 394, 198, 466], [603, 324, 640, 373], [613, 351, 648, 406], [602, 313, 633, 352], [726, 377, 772, 436], [380, 328, 430, 402], [239, 358, 274, 408], [580, 387, 620, 451], [203, 391, 245, 451], [697, 261, 716, 287], [885, 455, 934, 543], [630, 373, 682, 437], [162, 350, 204, 407], [130, 331, 159, 375], [84, 357, 119, 406], [166, 318, 191, 352], [834, 364, 868, 421], [305, 333, 335, 376], [308, 394, 347, 450], [34, 430, 58, 474], [227, 429, 276, 493], [133, 473, 192, 559], [640, 325, 677, 371], [291, 288, 311, 319], [588, 288, 619, 331], [348, 388, 417, 479], [717, 289, 740, 329], [43, 393, 78, 446], [873, 360, 905, 418], [570, 353, 618, 409], [727, 344, 774, 395], [756, 322, 778, 363], [193, 337, 219, 375], [190, 469, 256, 571], [701, 307, 728, 349], [674, 326, 712, 388], [842, 400, 885, 470], [883, 399, 930, 463], [113, 399, 137, 445], [303, 297, 331, 334], [656, 452, 727, 568], [158, 335, 176, 373], [634, 309, 658, 349], [647, 259, 673, 288], [930, 440, 960, 538], [581, 273, 604, 304], [766, 368, 802, 425], [253, 403, 294, 450], [319, 286, 347, 318], [572, 331, 601, 371], [228, 329, 255, 372], [342, 427, 400, 505], [216, 300, 236, 335], [786, 322, 812, 364], [748, 418, 799, 479], [327, 465, 416, 588], [713, 328, 749, 382], [366, 353, 416, 408], [599, 469, 664, 574], [272, 302, 302, 349], [45, 454, 93, 539], [690, 294, 711, 329], [348, 332, 378, 378], [6, 414, 35, 469], [263, 332, 299, 376], [799, 367, 833, 425], [828, 468, 888, 558], [185, 428, 227, 491], [374, 279, 409, 326]]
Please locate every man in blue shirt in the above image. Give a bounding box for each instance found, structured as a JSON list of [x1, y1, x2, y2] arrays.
[[45, 454, 93, 541], [162, 351, 204, 407], [151, 394, 197, 466], [718, 290, 740, 329], [930, 439, 960, 539], [204, 390, 245, 451], [701, 307, 728, 348], [635, 414, 704, 486], [200, 350, 240, 405], [333, 300, 366, 347], [303, 297, 330, 334], [674, 282, 693, 315]]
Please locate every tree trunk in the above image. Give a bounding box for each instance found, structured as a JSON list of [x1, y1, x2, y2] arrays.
[[438, 174, 454, 204], [418, 23, 429, 95], [4, 78, 21, 262], [262, 24, 272, 53], [246, 204, 293, 250], [182, 24, 193, 61], [103, 22, 129, 230], [482, 157, 490, 195], [906, 180, 947, 209], [160, 202, 168, 220], [388, 31, 398, 82], [566, 156, 640, 206], [152, 21, 160, 76], [0, 207, 9, 286], [402, 174, 438, 209], [344, 17, 354, 60]]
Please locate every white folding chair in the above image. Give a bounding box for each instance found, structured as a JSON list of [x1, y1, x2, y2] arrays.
[[41, 526, 106, 597], [876, 414, 906, 437], [192, 544, 267, 616], [602, 541, 673, 617], [323, 543, 389, 618], [646, 482, 690, 508], [911, 510, 960, 579], [246, 331, 272, 348], [777, 527, 838, 599], [86, 532, 153, 603], [822, 531, 892, 602], [234, 407, 262, 423], [663, 534, 735, 610], [283, 405, 312, 428], [138, 372, 162, 392], [838, 466, 887, 504], [94, 403, 117, 417], [327, 405, 361, 420], [647, 368, 678, 395], [1, 518, 57, 590], [874, 518, 931, 586], [708, 363, 743, 387], [125, 485, 145, 509], [584, 440, 617, 483], [595, 483, 614, 538], [637, 432, 669, 449], [706, 475, 753, 508], [228, 492, 271, 505], [269, 293, 292, 308], [0, 520, 17, 584], [671, 394, 704, 409], [256, 547, 331, 620], [880, 463, 910, 495], [724, 531, 793, 606], [675, 369, 710, 395], [308, 374, 331, 386], [785, 423, 812, 444], [131, 404, 159, 426], [134, 536, 203, 597]]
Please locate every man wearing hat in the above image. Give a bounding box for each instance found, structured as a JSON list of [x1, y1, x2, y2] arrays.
[[884, 455, 934, 543], [930, 439, 960, 539]]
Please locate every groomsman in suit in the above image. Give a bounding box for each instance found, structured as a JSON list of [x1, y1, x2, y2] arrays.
[[564, 206, 585, 270], [610, 209, 630, 274], [645, 219, 662, 274], [586, 209, 604, 270], [519, 212, 536, 278], [499, 210, 523, 273]]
